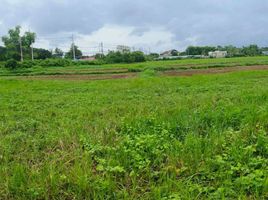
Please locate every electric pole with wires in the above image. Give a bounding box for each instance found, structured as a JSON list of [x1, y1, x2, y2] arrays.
[[19, 37, 23, 62], [100, 42, 104, 57], [31, 44, 34, 61], [72, 34, 76, 60]]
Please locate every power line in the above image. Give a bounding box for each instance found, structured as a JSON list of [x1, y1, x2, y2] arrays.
[[31, 34, 151, 56]]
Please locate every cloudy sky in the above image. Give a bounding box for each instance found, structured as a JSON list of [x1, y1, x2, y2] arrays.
[[0, 0, 268, 54]]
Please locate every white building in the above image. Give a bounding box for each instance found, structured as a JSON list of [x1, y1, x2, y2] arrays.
[[262, 51, 268, 56], [159, 49, 179, 58], [208, 51, 228, 58]]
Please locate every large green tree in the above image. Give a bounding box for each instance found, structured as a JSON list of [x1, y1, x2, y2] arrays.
[[241, 45, 262, 56], [65, 45, 82, 59], [185, 46, 217, 56], [2, 26, 21, 60], [22, 31, 36, 48], [53, 47, 64, 58], [34, 48, 52, 59], [0, 46, 7, 61], [1, 26, 36, 60], [222, 45, 242, 57]]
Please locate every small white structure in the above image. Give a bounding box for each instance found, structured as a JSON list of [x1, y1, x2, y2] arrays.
[[262, 51, 268, 56], [159, 49, 179, 59], [208, 51, 228, 58], [160, 50, 173, 57]]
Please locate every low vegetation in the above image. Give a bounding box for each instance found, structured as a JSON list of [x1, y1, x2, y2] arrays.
[[0, 70, 267, 199], [0, 25, 268, 200], [1, 56, 268, 77]]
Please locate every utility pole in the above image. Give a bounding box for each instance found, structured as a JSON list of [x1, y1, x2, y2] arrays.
[[29, 29, 34, 61], [19, 37, 23, 62], [72, 34, 76, 60], [100, 42, 104, 57], [31, 44, 34, 61]]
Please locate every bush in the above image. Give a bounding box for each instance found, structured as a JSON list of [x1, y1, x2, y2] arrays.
[[3, 58, 104, 69], [75, 60, 104, 66], [19, 60, 35, 68], [5, 59, 18, 69], [128, 68, 143, 72], [37, 59, 72, 67], [0, 62, 5, 68]]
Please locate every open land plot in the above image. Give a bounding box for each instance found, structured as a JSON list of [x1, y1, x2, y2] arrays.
[[2, 56, 268, 77], [0, 69, 267, 199], [7, 64, 268, 81], [163, 65, 268, 77]]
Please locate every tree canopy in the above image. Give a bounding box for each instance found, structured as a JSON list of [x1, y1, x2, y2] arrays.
[[65, 45, 82, 59], [104, 51, 146, 63], [1, 26, 36, 60], [53, 48, 64, 58]]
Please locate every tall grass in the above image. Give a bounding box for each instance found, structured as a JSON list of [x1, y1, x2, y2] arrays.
[[0, 70, 267, 199]]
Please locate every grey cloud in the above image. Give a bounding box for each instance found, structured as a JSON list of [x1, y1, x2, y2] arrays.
[[130, 27, 151, 36], [1, 0, 268, 48]]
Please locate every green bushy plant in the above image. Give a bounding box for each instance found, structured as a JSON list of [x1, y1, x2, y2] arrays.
[[19, 60, 35, 68], [5, 59, 18, 69], [39, 58, 72, 67]]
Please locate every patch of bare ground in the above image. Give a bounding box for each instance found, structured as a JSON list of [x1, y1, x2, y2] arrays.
[[13, 65, 268, 81], [162, 65, 268, 77], [53, 68, 128, 73], [18, 73, 137, 81]]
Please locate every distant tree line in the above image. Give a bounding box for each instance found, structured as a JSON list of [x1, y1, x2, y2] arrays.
[[0, 26, 147, 66], [181, 45, 264, 57], [1, 25, 268, 69]]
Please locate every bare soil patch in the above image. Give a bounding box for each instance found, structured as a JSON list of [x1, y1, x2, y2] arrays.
[[52, 68, 128, 74], [162, 65, 268, 77], [14, 65, 268, 81], [18, 73, 137, 81]]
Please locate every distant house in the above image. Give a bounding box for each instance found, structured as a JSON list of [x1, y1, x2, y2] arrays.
[[160, 49, 179, 58], [262, 51, 268, 56], [160, 50, 172, 57], [208, 51, 228, 58], [80, 56, 96, 61]]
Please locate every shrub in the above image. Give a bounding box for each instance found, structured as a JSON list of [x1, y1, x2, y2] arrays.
[[75, 60, 104, 66], [0, 62, 5, 68], [139, 69, 156, 77], [37, 59, 72, 67], [19, 60, 35, 68], [5, 59, 18, 69], [128, 68, 143, 72]]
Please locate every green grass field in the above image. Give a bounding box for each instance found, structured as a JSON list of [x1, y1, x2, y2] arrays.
[[0, 59, 268, 199]]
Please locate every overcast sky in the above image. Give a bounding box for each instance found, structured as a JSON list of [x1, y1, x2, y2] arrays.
[[1, 0, 268, 54]]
